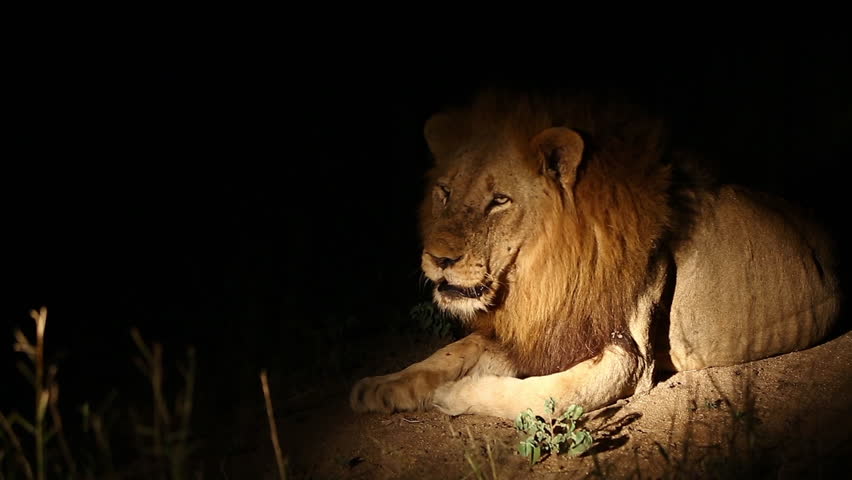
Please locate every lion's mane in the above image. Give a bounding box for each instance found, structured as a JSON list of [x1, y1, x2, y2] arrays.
[[423, 92, 678, 376]]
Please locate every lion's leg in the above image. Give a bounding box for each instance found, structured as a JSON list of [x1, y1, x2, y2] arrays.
[[350, 332, 508, 413], [432, 345, 644, 420]]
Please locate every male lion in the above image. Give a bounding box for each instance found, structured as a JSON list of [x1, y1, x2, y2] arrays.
[[350, 91, 841, 420]]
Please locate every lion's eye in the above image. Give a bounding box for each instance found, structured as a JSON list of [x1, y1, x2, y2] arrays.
[[436, 184, 451, 205], [492, 194, 510, 205], [487, 194, 512, 213]]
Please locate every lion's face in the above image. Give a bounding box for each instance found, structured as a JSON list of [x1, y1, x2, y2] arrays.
[[420, 143, 554, 319], [420, 109, 585, 320]]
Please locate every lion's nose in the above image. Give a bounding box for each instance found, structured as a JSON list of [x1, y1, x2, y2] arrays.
[[429, 253, 463, 270]]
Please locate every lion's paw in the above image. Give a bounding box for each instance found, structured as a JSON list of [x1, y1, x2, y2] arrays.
[[432, 378, 474, 417], [350, 370, 446, 413], [433, 375, 523, 419]]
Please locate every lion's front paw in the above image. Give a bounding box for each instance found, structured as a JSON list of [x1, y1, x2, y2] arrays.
[[432, 378, 474, 417], [433, 375, 523, 419], [350, 370, 446, 413]]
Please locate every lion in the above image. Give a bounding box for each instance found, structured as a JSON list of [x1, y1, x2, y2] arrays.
[[350, 90, 841, 420]]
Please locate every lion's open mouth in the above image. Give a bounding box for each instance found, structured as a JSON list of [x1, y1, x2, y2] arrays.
[[437, 281, 490, 299]]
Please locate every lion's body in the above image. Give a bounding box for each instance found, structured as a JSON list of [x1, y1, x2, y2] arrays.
[[350, 91, 841, 419], [662, 186, 839, 371]]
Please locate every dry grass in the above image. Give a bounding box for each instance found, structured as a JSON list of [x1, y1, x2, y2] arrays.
[[1, 306, 201, 479], [129, 327, 197, 478], [1, 305, 293, 479], [260, 369, 287, 480]]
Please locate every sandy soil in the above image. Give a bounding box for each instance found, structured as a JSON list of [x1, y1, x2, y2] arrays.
[[235, 328, 852, 480]]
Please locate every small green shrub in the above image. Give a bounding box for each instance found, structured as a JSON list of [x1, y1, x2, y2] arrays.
[[514, 398, 593, 464]]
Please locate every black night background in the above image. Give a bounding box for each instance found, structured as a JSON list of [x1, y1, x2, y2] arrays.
[[3, 23, 851, 478]]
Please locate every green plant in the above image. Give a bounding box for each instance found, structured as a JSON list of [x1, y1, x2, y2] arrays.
[[514, 398, 593, 464]]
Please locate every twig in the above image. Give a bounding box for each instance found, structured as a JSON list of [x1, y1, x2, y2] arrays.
[[131, 328, 171, 471], [260, 370, 287, 480], [464, 451, 484, 480], [0, 412, 34, 480], [178, 347, 196, 435], [30, 307, 47, 480], [47, 378, 76, 476], [486, 437, 497, 480]]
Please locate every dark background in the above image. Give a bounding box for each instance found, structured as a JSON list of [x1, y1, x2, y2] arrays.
[[3, 24, 851, 470]]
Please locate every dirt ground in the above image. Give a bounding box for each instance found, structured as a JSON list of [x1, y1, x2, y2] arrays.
[[246, 328, 852, 480]]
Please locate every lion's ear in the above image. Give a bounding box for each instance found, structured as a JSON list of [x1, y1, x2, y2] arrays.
[[424, 113, 463, 160], [532, 127, 585, 189]]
